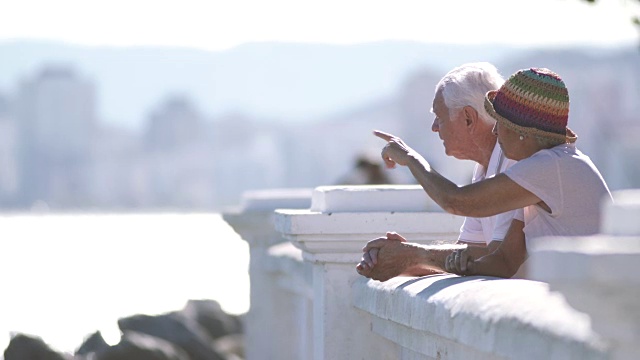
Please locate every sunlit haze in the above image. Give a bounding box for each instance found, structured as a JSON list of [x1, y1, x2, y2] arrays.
[[1, 0, 637, 49], [0, 214, 249, 353], [0, 0, 639, 356]]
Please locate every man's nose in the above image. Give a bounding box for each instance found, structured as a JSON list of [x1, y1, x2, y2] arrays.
[[431, 119, 439, 132]]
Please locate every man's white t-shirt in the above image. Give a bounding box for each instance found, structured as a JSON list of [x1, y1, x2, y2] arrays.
[[458, 142, 518, 245], [505, 143, 612, 250]]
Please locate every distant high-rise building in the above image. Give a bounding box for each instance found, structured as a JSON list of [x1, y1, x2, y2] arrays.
[[15, 65, 96, 208], [144, 95, 205, 151], [142, 95, 218, 209], [0, 92, 19, 205]]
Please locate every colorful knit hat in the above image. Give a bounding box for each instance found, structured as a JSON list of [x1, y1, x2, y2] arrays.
[[484, 68, 577, 143]]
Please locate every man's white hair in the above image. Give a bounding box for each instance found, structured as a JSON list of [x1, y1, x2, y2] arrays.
[[435, 62, 504, 126]]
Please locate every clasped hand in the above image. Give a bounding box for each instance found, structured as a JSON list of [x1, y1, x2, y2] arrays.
[[356, 232, 408, 282], [444, 248, 475, 275]]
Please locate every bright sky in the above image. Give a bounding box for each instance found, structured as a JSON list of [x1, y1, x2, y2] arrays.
[[0, 0, 638, 49]]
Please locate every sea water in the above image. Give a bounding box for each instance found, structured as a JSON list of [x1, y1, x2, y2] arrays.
[[0, 212, 250, 355]]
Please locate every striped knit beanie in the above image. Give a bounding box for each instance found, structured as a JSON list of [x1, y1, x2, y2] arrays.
[[484, 68, 577, 143]]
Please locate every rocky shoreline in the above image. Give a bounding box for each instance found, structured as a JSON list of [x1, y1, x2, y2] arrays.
[[3, 299, 245, 360]]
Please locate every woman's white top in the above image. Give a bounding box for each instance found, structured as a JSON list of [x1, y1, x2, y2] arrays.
[[505, 143, 612, 250]]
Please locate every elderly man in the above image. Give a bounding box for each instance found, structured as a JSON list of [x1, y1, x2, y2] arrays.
[[356, 62, 517, 281]]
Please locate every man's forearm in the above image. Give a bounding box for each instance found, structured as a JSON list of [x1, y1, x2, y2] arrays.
[[403, 243, 491, 275], [472, 248, 519, 278]]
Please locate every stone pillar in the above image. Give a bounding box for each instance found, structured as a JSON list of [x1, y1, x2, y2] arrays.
[[529, 189, 640, 360], [266, 241, 314, 359], [275, 185, 464, 360], [223, 188, 312, 360]]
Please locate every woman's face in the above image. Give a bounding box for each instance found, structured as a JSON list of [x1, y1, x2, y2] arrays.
[[493, 121, 525, 160]]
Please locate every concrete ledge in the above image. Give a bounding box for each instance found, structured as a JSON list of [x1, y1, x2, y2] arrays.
[[602, 189, 640, 236], [239, 188, 312, 212], [266, 242, 313, 297], [529, 235, 640, 359], [274, 210, 463, 262], [353, 275, 607, 360], [529, 235, 640, 284], [274, 186, 463, 261], [310, 185, 441, 213], [223, 187, 313, 246], [274, 210, 463, 239]]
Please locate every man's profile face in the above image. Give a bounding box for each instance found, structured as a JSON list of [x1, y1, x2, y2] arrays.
[[431, 89, 471, 160]]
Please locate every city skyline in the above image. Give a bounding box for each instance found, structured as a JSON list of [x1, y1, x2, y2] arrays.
[[0, 41, 638, 212], [3, 39, 636, 133]]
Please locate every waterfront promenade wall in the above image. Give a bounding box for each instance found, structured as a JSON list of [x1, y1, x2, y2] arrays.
[[225, 185, 640, 360]]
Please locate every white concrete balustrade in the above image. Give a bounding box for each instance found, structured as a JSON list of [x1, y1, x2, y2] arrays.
[[529, 189, 640, 360], [225, 185, 640, 360], [275, 185, 463, 360], [223, 188, 313, 360]]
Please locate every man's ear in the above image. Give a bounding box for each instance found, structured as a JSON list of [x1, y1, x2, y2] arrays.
[[463, 106, 479, 130]]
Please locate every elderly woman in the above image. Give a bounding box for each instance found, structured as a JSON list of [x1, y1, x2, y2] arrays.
[[367, 68, 612, 278]]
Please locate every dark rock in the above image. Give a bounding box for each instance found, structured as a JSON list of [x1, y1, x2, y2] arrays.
[[118, 312, 225, 360], [4, 333, 71, 360], [95, 331, 189, 360], [181, 299, 243, 340], [76, 331, 110, 356], [213, 334, 244, 359]]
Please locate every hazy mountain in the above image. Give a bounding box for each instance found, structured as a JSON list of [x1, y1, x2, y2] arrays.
[[0, 40, 519, 130]]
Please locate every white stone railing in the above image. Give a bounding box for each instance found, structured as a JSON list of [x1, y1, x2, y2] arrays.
[[529, 189, 640, 360], [222, 188, 313, 360], [225, 185, 640, 360], [352, 275, 606, 359], [275, 185, 463, 360]]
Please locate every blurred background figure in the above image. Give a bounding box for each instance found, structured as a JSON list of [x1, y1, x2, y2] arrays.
[[335, 153, 394, 185]]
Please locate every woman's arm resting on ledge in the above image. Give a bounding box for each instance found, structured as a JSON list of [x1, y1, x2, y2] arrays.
[[446, 219, 526, 278]]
